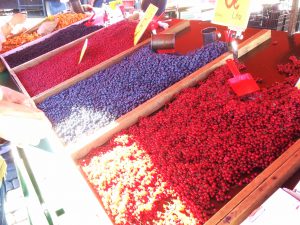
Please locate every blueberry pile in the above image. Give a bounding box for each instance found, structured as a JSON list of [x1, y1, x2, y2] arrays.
[[5, 23, 103, 68], [38, 42, 228, 144]]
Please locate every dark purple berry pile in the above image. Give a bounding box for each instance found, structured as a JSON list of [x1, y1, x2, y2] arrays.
[[38, 41, 228, 144], [5, 23, 103, 68]]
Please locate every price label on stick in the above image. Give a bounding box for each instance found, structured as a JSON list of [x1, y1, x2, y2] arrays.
[[212, 0, 252, 30], [295, 78, 300, 90], [78, 38, 88, 64], [134, 4, 158, 45]]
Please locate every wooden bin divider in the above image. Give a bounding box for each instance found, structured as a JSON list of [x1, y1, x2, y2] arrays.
[[68, 51, 232, 159], [69, 29, 271, 160]]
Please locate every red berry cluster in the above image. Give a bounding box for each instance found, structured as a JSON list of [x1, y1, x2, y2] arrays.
[[278, 55, 300, 77], [16, 20, 138, 97], [79, 61, 300, 224]]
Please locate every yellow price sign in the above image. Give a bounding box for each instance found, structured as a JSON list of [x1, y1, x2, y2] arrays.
[[212, 0, 252, 30], [134, 4, 158, 45], [109, 1, 117, 9], [78, 38, 88, 64]]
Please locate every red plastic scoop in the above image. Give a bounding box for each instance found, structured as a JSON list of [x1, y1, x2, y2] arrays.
[[226, 59, 260, 96]]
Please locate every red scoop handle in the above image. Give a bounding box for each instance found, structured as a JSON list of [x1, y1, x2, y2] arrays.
[[226, 59, 241, 77], [84, 10, 96, 27]]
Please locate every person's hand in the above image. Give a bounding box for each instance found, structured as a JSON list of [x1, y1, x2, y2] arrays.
[[0, 86, 34, 108], [82, 4, 94, 12], [9, 13, 27, 26], [0, 101, 52, 146]]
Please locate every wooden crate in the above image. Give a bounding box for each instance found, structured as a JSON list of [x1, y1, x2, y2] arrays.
[[62, 26, 300, 225], [64, 27, 300, 225], [13, 21, 297, 224], [69, 134, 300, 225], [11, 21, 293, 225]]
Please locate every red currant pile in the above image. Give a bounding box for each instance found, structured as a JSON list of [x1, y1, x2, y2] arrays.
[[278, 55, 300, 77]]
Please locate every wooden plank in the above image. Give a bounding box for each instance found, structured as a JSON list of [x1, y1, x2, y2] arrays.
[[69, 29, 271, 160], [12, 28, 102, 73], [237, 29, 271, 58], [205, 139, 300, 225], [219, 149, 300, 224], [32, 20, 191, 104]]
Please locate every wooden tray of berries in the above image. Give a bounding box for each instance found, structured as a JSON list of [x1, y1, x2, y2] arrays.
[[73, 28, 300, 225], [77, 127, 300, 225]]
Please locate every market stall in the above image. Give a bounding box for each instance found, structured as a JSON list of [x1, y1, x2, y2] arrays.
[[1, 1, 300, 225]]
